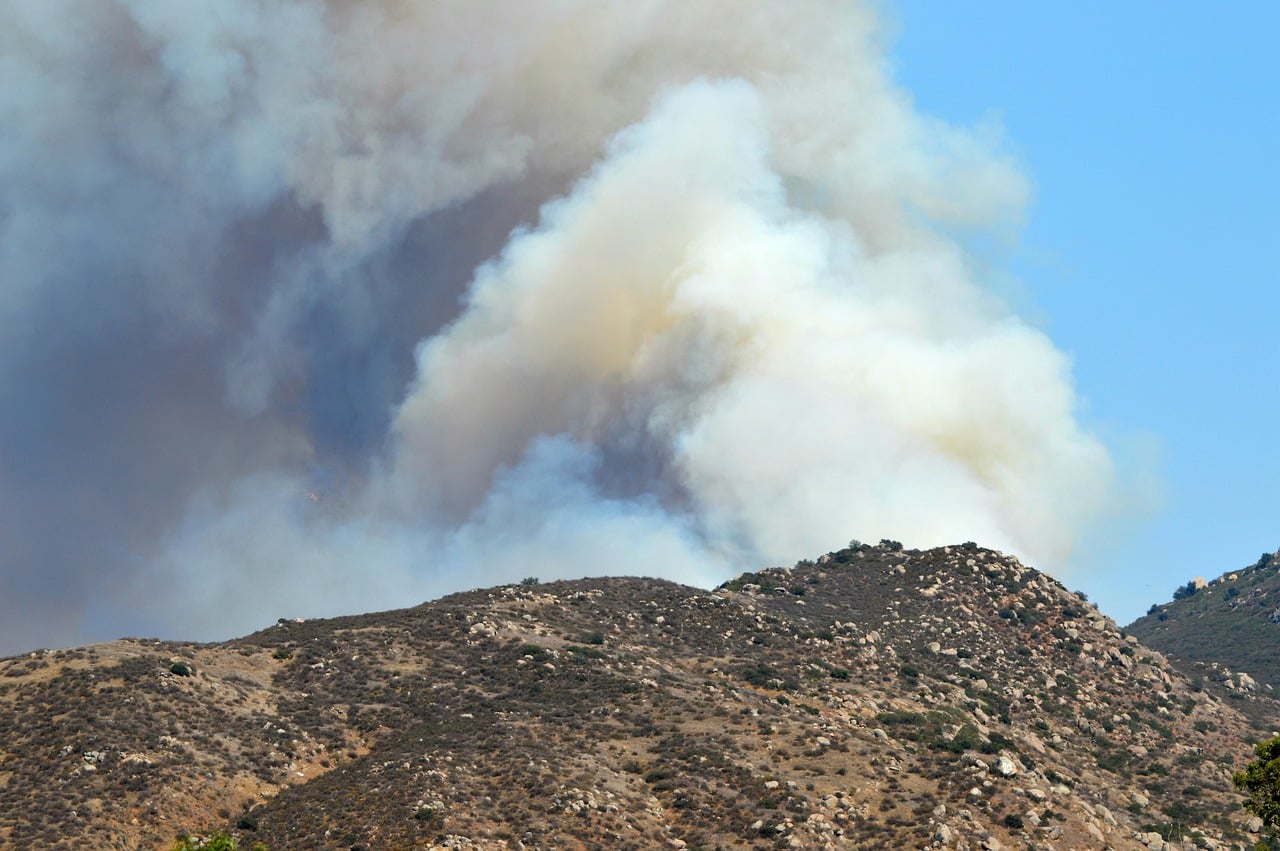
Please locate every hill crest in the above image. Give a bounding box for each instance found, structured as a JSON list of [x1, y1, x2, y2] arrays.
[[2, 542, 1276, 849]]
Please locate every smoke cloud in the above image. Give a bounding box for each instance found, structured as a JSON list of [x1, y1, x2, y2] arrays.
[[0, 0, 1113, 653]]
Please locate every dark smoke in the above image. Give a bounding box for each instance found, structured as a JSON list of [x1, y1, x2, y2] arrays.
[[0, 1, 1113, 654]]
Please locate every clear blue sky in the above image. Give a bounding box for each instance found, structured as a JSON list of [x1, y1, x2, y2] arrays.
[[888, 2, 1280, 622]]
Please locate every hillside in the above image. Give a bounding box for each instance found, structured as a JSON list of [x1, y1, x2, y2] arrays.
[[1128, 548, 1280, 697], [3, 542, 1278, 850]]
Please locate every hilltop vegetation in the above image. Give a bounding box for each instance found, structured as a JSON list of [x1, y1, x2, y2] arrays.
[[1128, 548, 1280, 694]]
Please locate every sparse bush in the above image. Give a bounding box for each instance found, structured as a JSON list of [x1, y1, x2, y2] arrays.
[[520, 576, 540, 586]]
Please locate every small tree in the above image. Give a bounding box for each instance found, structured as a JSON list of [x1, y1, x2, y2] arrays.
[[1234, 735, 1280, 830]]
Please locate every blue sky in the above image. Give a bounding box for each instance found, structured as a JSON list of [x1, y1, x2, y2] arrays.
[[889, 2, 1280, 621]]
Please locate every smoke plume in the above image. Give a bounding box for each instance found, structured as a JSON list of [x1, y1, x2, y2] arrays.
[[0, 0, 1113, 653]]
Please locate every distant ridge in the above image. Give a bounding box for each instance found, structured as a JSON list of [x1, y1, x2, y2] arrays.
[[1128, 547, 1280, 697]]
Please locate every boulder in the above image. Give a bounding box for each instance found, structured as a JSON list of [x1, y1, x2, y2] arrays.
[[993, 756, 1019, 777]]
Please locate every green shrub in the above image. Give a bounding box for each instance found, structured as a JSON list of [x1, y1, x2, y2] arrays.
[[946, 725, 981, 754], [736, 663, 797, 691]]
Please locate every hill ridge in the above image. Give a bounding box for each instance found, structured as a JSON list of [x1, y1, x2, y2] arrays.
[[1127, 546, 1280, 711], [2, 542, 1276, 849]]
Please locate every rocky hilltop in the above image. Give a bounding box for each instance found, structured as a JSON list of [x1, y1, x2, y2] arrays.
[[1128, 548, 1280, 699], [3, 542, 1278, 850]]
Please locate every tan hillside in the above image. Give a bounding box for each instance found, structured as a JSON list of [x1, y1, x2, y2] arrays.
[[2, 542, 1276, 850]]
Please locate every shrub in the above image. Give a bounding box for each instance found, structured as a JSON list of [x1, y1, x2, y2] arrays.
[[520, 576, 540, 586], [736, 663, 797, 691], [947, 725, 981, 753], [169, 662, 193, 677]]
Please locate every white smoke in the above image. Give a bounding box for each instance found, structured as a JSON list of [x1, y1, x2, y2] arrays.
[[0, 0, 1113, 650]]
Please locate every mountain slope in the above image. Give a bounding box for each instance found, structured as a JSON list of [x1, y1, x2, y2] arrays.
[[1128, 548, 1280, 695], [2, 542, 1276, 849]]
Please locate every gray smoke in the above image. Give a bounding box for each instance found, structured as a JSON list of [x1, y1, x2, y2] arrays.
[[0, 0, 1114, 653]]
